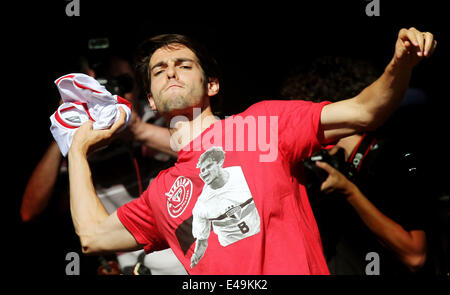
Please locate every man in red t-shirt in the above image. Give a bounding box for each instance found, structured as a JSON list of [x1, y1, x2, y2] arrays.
[[67, 30, 436, 274]]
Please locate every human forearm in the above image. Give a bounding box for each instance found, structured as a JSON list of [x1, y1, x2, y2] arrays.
[[66, 109, 141, 254], [68, 147, 109, 248], [68, 147, 143, 255], [21, 141, 63, 222], [355, 28, 436, 130], [353, 56, 413, 130], [317, 160, 427, 271], [320, 28, 436, 142], [346, 187, 427, 270]]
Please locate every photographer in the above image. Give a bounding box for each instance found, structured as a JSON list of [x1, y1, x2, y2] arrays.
[[20, 39, 185, 275], [308, 127, 430, 274], [282, 56, 433, 275]]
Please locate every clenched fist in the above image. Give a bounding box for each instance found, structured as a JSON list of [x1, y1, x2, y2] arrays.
[[394, 27, 437, 67]]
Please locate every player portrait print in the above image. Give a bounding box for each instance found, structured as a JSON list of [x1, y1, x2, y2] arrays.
[[190, 146, 261, 268]]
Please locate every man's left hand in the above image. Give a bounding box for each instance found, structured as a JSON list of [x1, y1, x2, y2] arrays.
[[394, 27, 437, 67]]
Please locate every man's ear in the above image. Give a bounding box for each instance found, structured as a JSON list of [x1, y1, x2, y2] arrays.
[[207, 78, 220, 97], [147, 93, 157, 111]]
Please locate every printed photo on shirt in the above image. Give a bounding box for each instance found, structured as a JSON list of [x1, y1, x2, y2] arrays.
[[190, 146, 261, 268]]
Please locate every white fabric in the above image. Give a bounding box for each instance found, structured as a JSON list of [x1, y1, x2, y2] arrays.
[[192, 166, 260, 246], [49, 73, 132, 156]]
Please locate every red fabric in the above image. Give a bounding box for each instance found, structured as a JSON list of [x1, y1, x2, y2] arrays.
[[117, 100, 331, 274], [73, 80, 102, 93], [116, 95, 132, 109], [55, 74, 75, 85], [54, 108, 78, 129], [55, 102, 96, 128]]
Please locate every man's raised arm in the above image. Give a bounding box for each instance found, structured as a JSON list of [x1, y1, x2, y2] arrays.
[[320, 27, 437, 143], [68, 108, 142, 255]]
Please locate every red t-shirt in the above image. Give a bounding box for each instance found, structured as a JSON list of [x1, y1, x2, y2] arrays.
[[117, 100, 330, 274]]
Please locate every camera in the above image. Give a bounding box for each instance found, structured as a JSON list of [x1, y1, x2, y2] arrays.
[[96, 74, 134, 97], [82, 37, 134, 97], [303, 147, 355, 193]]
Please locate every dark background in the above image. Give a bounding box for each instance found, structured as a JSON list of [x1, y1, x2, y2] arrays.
[[4, 0, 448, 284]]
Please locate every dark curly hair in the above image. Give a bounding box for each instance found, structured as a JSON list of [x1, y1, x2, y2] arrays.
[[280, 56, 380, 102]]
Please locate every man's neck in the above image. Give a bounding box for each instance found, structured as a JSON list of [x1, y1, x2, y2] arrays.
[[168, 104, 219, 151]]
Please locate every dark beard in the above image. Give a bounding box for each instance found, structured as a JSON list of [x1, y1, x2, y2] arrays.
[[158, 94, 205, 119], [163, 95, 191, 111]]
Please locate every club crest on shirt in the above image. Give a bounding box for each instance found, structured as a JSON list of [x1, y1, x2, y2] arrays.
[[166, 176, 193, 218]]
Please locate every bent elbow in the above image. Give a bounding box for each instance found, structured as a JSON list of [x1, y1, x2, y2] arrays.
[[404, 252, 427, 272], [80, 244, 96, 255], [79, 236, 101, 256], [80, 237, 92, 255]]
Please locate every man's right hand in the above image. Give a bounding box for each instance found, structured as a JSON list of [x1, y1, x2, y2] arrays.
[[70, 107, 127, 155]]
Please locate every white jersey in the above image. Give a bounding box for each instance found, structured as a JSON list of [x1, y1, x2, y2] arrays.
[[192, 166, 261, 247], [49, 73, 132, 156]]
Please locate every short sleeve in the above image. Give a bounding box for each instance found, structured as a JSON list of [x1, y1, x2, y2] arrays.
[[191, 203, 211, 240], [117, 189, 168, 253], [262, 100, 331, 164]]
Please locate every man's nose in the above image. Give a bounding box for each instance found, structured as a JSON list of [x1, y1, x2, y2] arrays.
[[166, 64, 177, 79]]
